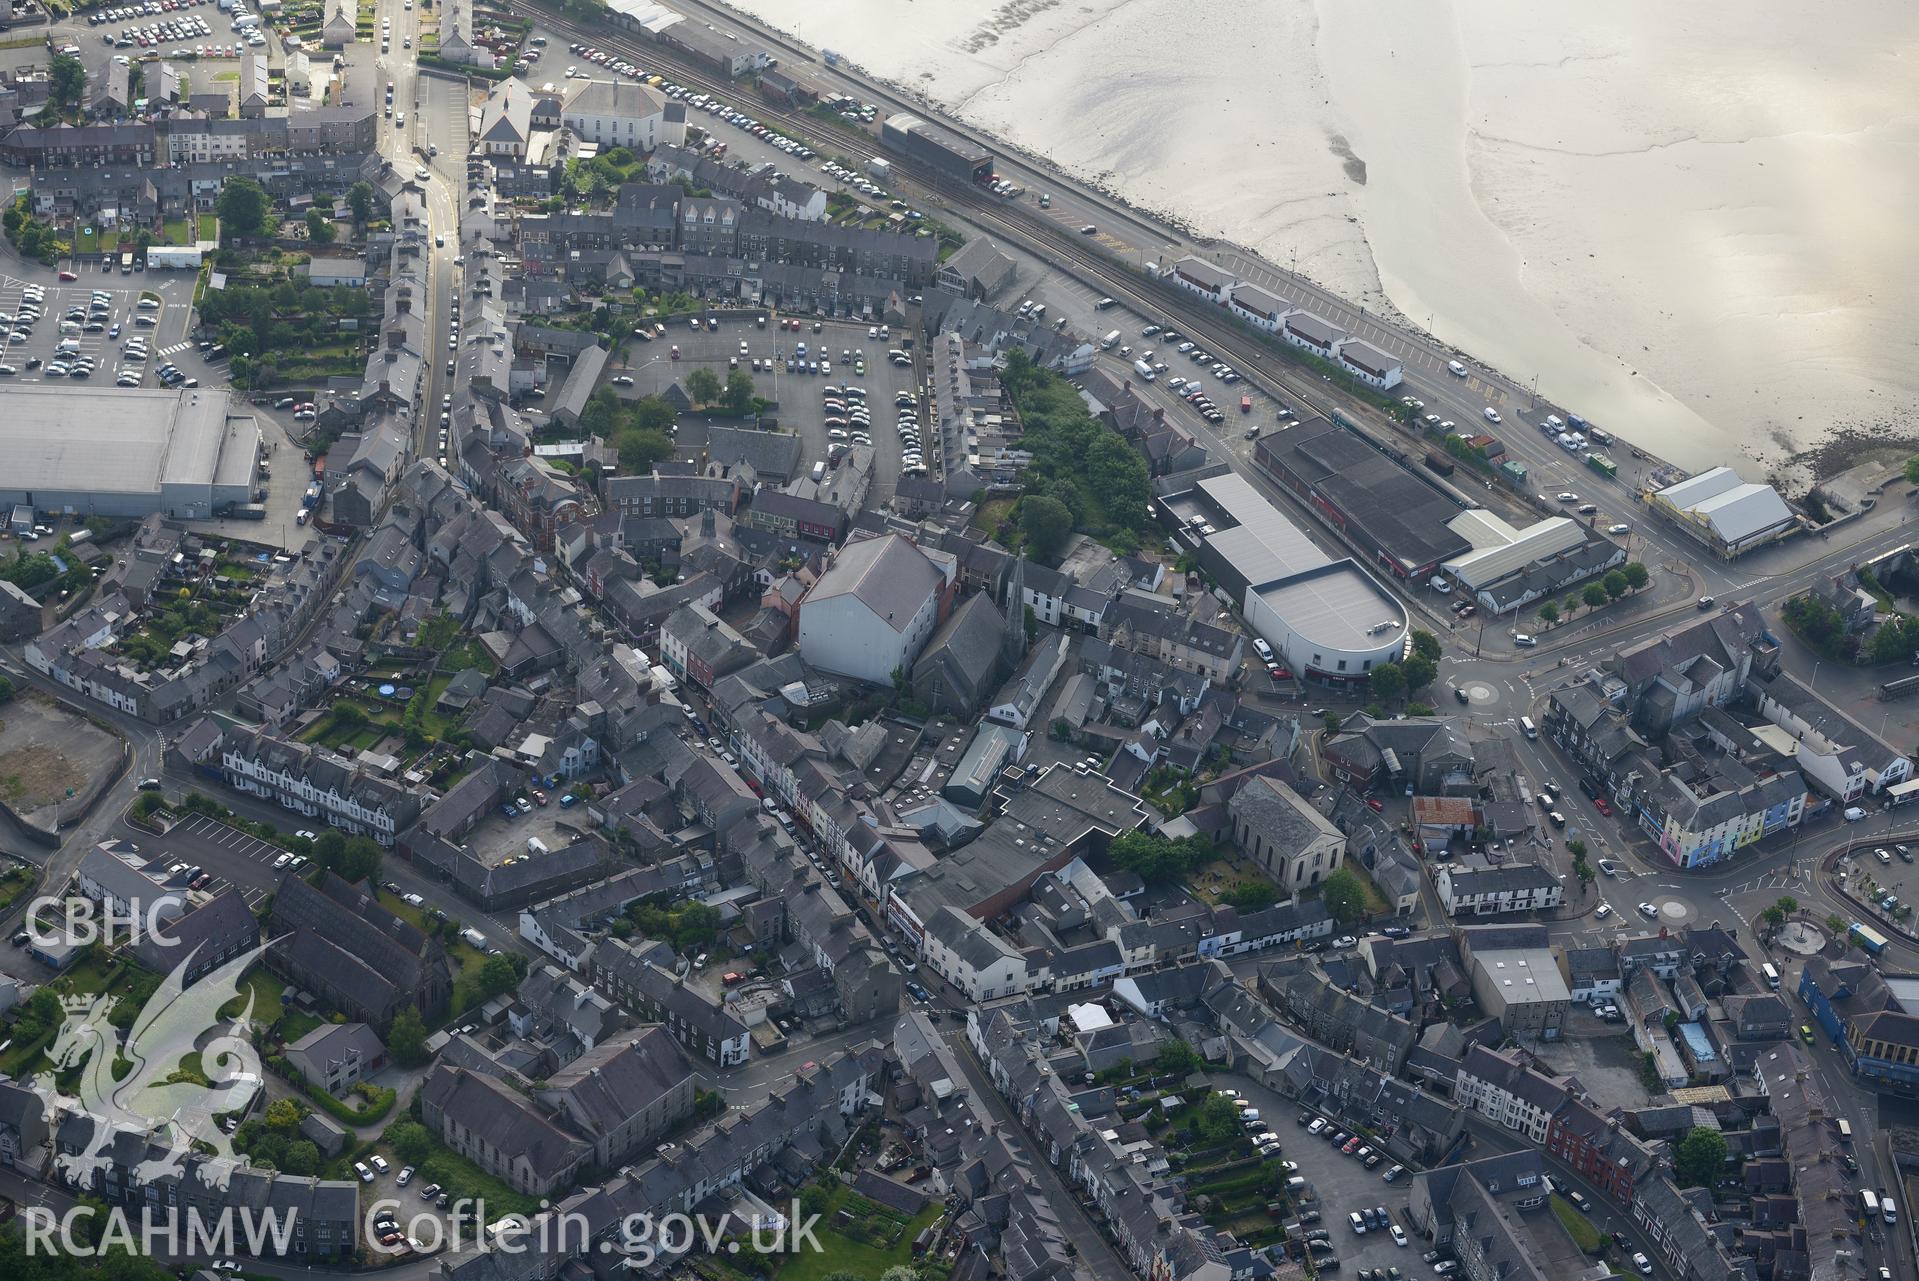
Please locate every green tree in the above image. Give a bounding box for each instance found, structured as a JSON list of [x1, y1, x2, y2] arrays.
[[1320, 868, 1367, 923], [1368, 661, 1407, 703], [386, 1119, 435, 1164], [216, 177, 271, 240], [1563, 595, 1580, 619], [1762, 905, 1786, 930], [720, 368, 756, 415], [477, 953, 519, 999], [346, 180, 376, 226], [1410, 630, 1441, 663], [1572, 855, 1594, 886], [1194, 1094, 1240, 1142], [1538, 601, 1560, 627], [263, 1098, 304, 1134], [339, 835, 382, 884], [279, 1139, 320, 1176], [617, 430, 673, 473], [1673, 1126, 1729, 1188], [1906, 456, 1919, 487], [304, 208, 335, 245], [48, 54, 87, 118], [1602, 570, 1629, 601], [311, 829, 348, 871], [1623, 562, 1650, 591], [1223, 881, 1278, 910], [1107, 829, 1212, 884], [1826, 913, 1846, 935], [330, 702, 368, 732], [1155, 1040, 1202, 1076], [389, 1005, 428, 1066], [630, 395, 678, 434], [685, 366, 722, 406], [1582, 583, 1610, 609], [1775, 895, 1799, 918], [1018, 495, 1074, 559], [1402, 653, 1437, 692]]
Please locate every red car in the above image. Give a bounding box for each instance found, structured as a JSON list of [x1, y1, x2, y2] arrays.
[[57, 270, 77, 281], [1594, 797, 1613, 817], [1271, 667, 1293, 681], [1366, 798, 1384, 813], [1342, 1136, 1363, 1155]]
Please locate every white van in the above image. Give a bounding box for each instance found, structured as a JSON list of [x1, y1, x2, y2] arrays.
[[1845, 806, 1868, 822], [1519, 716, 1537, 740], [1513, 633, 1538, 647], [1762, 962, 1780, 990], [1447, 360, 1468, 377]]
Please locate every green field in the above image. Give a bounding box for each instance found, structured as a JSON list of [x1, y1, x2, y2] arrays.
[[775, 1191, 941, 1281]]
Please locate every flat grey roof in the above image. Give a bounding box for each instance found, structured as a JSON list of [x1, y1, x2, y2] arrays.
[[0, 386, 235, 496], [1253, 561, 1404, 653]]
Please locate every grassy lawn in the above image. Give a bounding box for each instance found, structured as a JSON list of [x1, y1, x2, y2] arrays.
[[386, 1122, 539, 1217], [197, 214, 219, 241], [297, 711, 388, 753], [1551, 1194, 1604, 1253], [438, 638, 497, 676], [75, 227, 100, 254], [1298, 857, 1392, 918], [162, 218, 191, 245], [279, 1008, 324, 1046], [776, 1192, 941, 1281], [972, 496, 1016, 540], [220, 970, 286, 1030]]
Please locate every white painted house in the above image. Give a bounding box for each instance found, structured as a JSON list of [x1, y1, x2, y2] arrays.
[[1228, 283, 1291, 332], [561, 79, 681, 152], [797, 533, 947, 686]]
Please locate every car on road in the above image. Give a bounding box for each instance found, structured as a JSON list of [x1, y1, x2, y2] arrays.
[[1800, 1025, 1816, 1044], [1594, 904, 1612, 919], [1564, 1190, 1591, 1213], [1332, 935, 1357, 949], [1482, 407, 1501, 423], [1597, 859, 1618, 875], [1607, 523, 1630, 535], [1631, 1254, 1652, 1276], [1638, 902, 1659, 919], [1555, 491, 1579, 503], [1697, 595, 1716, 609]]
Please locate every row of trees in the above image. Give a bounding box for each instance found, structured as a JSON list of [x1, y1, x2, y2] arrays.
[[1535, 564, 1651, 628]]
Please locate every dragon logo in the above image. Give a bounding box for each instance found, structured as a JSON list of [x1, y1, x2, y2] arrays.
[[32, 940, 274, 1195]]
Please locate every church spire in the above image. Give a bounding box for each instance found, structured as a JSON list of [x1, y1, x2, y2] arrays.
[[1003, 555, 1029, 666]]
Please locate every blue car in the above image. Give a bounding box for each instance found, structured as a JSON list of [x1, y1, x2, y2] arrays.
[[499, 802, 518, 819]]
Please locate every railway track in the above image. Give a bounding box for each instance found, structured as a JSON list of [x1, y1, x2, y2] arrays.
[[525, 0, 1380, 443]]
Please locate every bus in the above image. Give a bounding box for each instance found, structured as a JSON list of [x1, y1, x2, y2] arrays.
[[1850, 922, 1890, 955], [1761, 962, 1780, 990]]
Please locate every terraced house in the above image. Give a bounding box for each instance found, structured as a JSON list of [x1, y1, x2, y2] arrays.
[[210, 714, 425, 845]]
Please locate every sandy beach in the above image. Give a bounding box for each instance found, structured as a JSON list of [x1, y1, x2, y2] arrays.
[[717, 0, 1919, 473]]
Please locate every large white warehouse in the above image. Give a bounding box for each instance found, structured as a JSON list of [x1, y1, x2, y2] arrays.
[[0, 386, 260, 519], [1157, 474, 1406, 688]]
